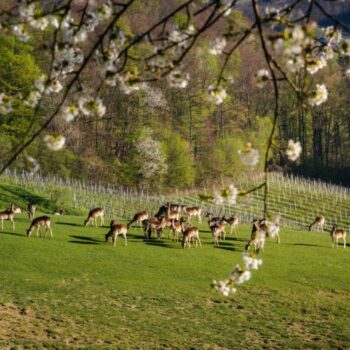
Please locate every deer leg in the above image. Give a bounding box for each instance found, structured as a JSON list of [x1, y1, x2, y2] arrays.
[[124, 233, 127, 246], [113, 233, 117, 247], [11, 218, 15, 231], [36, 227, 40, 237], [49, 225, 53, 238], [101, 216, 105, 227], [1, 219, 3, 230]]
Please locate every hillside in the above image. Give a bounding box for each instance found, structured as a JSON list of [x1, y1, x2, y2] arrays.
[[1, 170, 349, 231]]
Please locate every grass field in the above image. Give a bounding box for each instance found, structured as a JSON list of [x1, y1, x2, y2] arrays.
[[1, 212, 350, 349]]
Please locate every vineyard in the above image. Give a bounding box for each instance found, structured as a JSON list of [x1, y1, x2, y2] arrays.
[[1, 170, 349, 231]]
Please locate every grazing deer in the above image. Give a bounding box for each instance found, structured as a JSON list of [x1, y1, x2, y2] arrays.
[[142, 217, 168, 239], [127, 211, 148, 230], [27, 203, 36, 220], [53, 209, 65, 216], [0, 204, 22, 231], [309, 215, 325, 232], [84, 208, 105, 227], [330, 225, 347, 248], [182, 226, 201, 248], [169, 217, 186, 241], [185, 206, 202, 223], [210, 220, 226, 246], [224, 215, 239, 235], [105, 222, 127, 246], [26, 216, 52, 238]]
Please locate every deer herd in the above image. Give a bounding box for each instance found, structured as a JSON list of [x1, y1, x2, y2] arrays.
[[0, 201, 347, 250]]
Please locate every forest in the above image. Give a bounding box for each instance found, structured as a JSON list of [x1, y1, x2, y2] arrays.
[[0, 0, 349, 188]]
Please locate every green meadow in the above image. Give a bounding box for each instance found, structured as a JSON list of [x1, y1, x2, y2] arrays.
[[1, 212, 349, 349]]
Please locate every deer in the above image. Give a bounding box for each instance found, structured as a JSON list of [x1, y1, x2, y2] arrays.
[[185, 206, 202, 223], [210, 220, 227, 246], [53, 209, 65, 216], [245, 219, 267, 253], [26, 216, 52, 238], [205, 212, 224, 227], [27, 202, 36, 220], [154, 202, 180, 219], [0, 204, 22, 231], [182, 226, 201, 248], [127, 211, 148, 230], [105, 222, 128, 246], [84, 208, 105, 227], [169, 217, 186, 241], [142, 217, 168, 239], [224, 215, 239, 235], [330, 225, 347, 248], [309, 215, 325, 232], [166, 203, 180, 221]]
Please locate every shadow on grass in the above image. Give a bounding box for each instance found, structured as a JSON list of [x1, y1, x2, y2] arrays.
[[70, 235, 102, 243], [290, 243, 323, 248], [0, 231, 24, 237], [145, 240, 173, 248], [214, 245, 239, 252], [69, 240, 99, 245], [58, 222, 82, 227]]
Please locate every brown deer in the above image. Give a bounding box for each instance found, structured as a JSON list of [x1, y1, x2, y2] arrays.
[[210, 220, 226, 246], [205, 212, 224, 228], [245, 219, 267, 253], [185, 206, 202, 223], [166, 203, 180, 221], [224, 215, 239, 235], [27, 202, 36, 220], [182, 226, 201, 248], [26, 216, 52, 238], [84, 208, 105, 227], [330, 225, 347, 248], [169, 217, 186, 241], [309, 215, 325, 232], [127, 211, 148, 230], [0, 204, 22, 231], [142, 217, 168, 239], [105, 222, 128, 246]]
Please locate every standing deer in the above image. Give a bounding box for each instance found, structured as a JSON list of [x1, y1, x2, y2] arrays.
[[210, 220, 226, 246], [205, 212, 224, 228], [224, 215, 239, 235], [185, 206, 202, 223], [169, 217, 186, 241], [330, 226, 347, 248], [142, 217, 168, 239], [166, 203, 180, 221], [245, 219, 267, 253], [127, 211, 148, 230], [182, 226, 201, 248], [105, 222, 128, 246], [309, 216, 325, 232], [27, 203, 36, 220], [84, 208, 105, 227], [0, 204, 22, 231], [26, 216, 52, 238]]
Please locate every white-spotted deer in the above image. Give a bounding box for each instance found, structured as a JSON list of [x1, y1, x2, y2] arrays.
[[185, 206, 202, 223], [84, 208, 105, 227], [309, 216, 325, 232], [169, 217, 186, 241], [330, 226, 347, 248], [224, 215, 239, 235], [142, 217, 168, 239], [27, 203, 36, 220], [182, 226, 201, 248], [210, 220, 226, 246], [105, 222, 128, 246], [127, 211, 148, 230], [245, 219, 267, 253], [0, 204, 22, 231], [26, 216, 52, 238]]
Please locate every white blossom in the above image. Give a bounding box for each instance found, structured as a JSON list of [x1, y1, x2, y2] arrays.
[[20, 156, 40, 175], [208, 85, 227, 105], [35, 75, 47, 93], [307, 56, 327, 75], [227, 184, 238, 205], [307, 84, 328, 106], [78, 97, 106, 117], [30, 17, 49, 30], [61, 104, 79, 122], [44, 135, 66, 151], [0, 93, 13, 114], [24, 91, 41, 108], [46, 79, 63, 94], [238, 143, 260, 167], [255, 69, 270, 88], [19, 3, 35, 19], [12, 24, 30, 42], [97, 2, 113, 21], [242, 252, 263, 270], [167, 69, 189, 89], [286, 139, 302, 162], [209, 37, 227, 55]]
